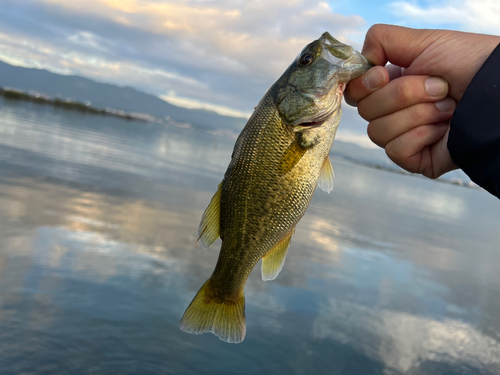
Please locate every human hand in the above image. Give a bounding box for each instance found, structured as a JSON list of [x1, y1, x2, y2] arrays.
[[345, 24, 500, 178]]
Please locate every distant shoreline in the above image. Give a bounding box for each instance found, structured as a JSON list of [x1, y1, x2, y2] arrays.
[[0, 86, 147, 122], [332, 153, 481, 191]]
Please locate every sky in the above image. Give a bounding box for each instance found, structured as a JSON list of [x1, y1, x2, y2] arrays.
[[1, 0, 499, 148]]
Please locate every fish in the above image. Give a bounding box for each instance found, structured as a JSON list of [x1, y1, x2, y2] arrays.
[[180, 32, 372, 343]]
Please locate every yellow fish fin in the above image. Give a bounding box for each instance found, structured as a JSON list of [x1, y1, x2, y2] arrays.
[[317, 155, 335, 193], [279, 138, 308, 176], [180, 279, 246, 344], [196, 183, 222, 252], [261, 228, 294, 281]]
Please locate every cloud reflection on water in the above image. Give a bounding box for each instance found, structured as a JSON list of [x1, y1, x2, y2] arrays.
[[0, 100, 499, 374], [313, 299, 500, 374]]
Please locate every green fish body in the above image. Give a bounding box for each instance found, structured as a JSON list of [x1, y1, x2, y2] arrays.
[[181, 32, 372, 343]]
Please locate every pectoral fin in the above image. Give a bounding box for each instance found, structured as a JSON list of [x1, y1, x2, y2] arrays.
[[196, 183, 222, 251], [261, 229, 294, 281], [279, 138, 308, 176], [317, 155, 334, 193]]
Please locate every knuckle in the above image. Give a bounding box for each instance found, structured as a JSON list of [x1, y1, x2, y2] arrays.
[[393, 79, 416, 106], [413, 125, 428, 138], [366, 24, 385, 40], [357, 100, 376, 121], [424, 171, 439, 180], [407, 104, 427, 124], [358, 108, 370, 121], [384, 142, 398, 161], [345, 97, 358, 107], [367, 121, 384, 147], [357, 103, 369, 120], [344, 89, 358, 107], [385, 144, 415, 173]]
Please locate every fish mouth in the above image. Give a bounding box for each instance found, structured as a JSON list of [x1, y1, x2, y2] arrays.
[[294, 83, 346, 129], [294, 106, 337, 129], [297, 120, 325, 128], [320, 32, 374, 82]]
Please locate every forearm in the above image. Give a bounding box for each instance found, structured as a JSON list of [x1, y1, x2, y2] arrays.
[[448, 43, 500, 198]]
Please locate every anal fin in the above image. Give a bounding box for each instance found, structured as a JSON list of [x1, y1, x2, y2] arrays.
[[261, 229, 294, 281], [317, 155, 335, 193], [196, 183, 222, 251]]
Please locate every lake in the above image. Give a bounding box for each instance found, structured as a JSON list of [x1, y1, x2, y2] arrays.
[[0, 97, 499, 375]]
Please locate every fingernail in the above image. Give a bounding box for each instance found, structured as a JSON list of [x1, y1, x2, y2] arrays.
[[363, 68, 385, 89], [425, 77, 448, 97], [435, 97, 456, 112]]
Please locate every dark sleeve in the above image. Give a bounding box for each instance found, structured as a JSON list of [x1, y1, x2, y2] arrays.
[[448, 43, 500, 198]]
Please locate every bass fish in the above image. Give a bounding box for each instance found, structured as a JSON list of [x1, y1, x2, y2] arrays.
[[181, 32, 371, 343]]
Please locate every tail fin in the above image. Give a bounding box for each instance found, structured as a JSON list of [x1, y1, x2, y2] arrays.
[[180, 279, 246, 344]]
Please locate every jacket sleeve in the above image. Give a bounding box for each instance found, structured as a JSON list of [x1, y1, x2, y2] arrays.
[[448, 43, 500, 198]]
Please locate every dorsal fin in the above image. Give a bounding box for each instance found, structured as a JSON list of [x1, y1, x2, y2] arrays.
[[317, 155, 334, 193], [196, 183, 222, 252], [261, 228, 294, 281]]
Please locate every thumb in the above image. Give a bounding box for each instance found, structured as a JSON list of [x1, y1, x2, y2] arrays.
[[362, 24, 441, 68]]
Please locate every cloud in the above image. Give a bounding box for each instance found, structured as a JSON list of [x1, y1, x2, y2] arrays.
[[67, 31, 108, 52], [0, 0, 368, 117], [160, 93, 252, 118], [390, 0, 500, 34]]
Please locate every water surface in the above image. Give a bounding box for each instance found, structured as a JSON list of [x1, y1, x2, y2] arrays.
[[0, 98, 499, 375]]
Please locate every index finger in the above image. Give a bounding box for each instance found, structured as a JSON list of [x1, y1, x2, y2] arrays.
[[345, 65, 389, 106]]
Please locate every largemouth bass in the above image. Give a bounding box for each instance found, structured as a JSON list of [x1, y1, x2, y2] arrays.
[[181, 32, 371, 343]]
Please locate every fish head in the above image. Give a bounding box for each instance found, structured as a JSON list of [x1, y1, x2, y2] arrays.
[[276, 32, 372, 131]]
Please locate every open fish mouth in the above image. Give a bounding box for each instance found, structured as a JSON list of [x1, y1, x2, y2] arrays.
[[294, 107, 335, 129], [294, 83, 346, 128], [297, 120, 325, 128]]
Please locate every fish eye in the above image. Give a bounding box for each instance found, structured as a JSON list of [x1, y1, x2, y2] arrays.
[[298, 53, 314, 67]]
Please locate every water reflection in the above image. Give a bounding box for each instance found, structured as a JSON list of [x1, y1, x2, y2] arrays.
[[314, 299, 500, 373], [0, 99, 499, 374]]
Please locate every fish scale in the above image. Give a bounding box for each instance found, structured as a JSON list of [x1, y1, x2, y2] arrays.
[[180, 32, 372, 343]]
